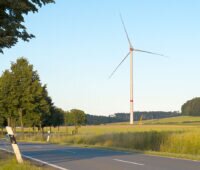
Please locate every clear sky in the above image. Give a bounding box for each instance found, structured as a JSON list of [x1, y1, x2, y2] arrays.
[[1, 0, 200, 115]]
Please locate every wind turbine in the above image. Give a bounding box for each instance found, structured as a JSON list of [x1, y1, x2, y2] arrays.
[[109, 15, 166, 125]]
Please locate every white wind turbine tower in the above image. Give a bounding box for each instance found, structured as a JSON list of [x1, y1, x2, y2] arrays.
[[109, 15, 166, 125]]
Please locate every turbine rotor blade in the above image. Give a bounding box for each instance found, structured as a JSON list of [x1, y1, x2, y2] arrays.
[[109, 52, 130, 79], [120, 14, 133, 48], [134, 49, 167, 58]]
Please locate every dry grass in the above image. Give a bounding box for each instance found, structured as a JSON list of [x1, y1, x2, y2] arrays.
[[16, 123, 200, 158]]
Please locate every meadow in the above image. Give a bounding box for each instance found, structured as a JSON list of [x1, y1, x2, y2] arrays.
[[12, 116, 200, 160]]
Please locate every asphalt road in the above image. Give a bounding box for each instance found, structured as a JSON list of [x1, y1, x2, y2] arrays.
[[0, 140, 200, 170]]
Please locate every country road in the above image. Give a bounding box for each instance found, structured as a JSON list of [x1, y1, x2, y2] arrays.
[[0, 141, 200, 170]]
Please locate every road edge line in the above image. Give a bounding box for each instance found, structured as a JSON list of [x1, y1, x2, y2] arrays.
[[0, 148, 69, 170]]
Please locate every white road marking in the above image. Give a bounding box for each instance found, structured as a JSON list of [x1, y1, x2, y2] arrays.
[[22, 155, 69, 170], [0, 148, 70, 170], [113, 158, 144, 166]]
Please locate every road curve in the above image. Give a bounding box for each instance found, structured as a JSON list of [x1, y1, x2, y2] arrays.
[[0, 141, 200, 170]]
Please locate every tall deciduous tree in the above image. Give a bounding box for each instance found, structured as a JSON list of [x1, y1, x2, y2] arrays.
[[0, 0, 54, 53], [65, 109, 86, 134], [65, 109, 86, 126], [10, 58, 42, 132], [70, 109, 86, 126], [24, 84, 52, 130], [0, 70, 18, 126], [0, 57, 52, 132], [49, 107, 64, 131]]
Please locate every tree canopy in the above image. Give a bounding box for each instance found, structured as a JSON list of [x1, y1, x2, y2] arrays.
[[0, 57, 89, 131], [49, 107, 65, 128], [0, 69, 17, 126], [0, 57, 65, 130], [181, 97, 200, 116], [65, 109, 86, 126], [0, 0, 54, 53]]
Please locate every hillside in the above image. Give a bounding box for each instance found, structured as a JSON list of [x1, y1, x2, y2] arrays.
[[143, 116, 200, 125], [86, 111, 179, 125]]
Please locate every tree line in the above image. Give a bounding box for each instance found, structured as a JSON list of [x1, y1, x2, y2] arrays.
[[181, 97, 200, 116], [0, 58, 86, 132], [86, 111, 180, 125]]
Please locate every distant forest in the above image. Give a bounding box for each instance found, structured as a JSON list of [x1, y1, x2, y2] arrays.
[[86, 111, 180, 125]]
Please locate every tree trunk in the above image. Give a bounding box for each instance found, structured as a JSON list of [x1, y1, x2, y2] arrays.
[[13, 119, 16, 133], [33, 125, 36, 135], [19, 109, 24, 134], [42, 127, 44, 134], [7, 117, 11, 126], [37, 126, 40, 134], [39, 123, 42, 134]]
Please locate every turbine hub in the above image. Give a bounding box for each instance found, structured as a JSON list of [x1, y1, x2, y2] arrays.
[[130, 47, 134, 51]]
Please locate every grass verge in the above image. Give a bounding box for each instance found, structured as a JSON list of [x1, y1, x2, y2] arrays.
[[0, 151, 49, 170]]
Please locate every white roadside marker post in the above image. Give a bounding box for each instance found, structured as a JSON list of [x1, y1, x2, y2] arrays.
[[47, 130, 50, 142], [6, 126, 23, 163]]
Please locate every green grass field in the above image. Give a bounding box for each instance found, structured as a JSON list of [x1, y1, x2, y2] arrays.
[[110, 116, 200, 125], [14, 116, 200, 160], [143, 116, 200, 125]]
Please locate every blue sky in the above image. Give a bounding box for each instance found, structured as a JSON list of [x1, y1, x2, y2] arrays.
[[1, 0, 200, 115]]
